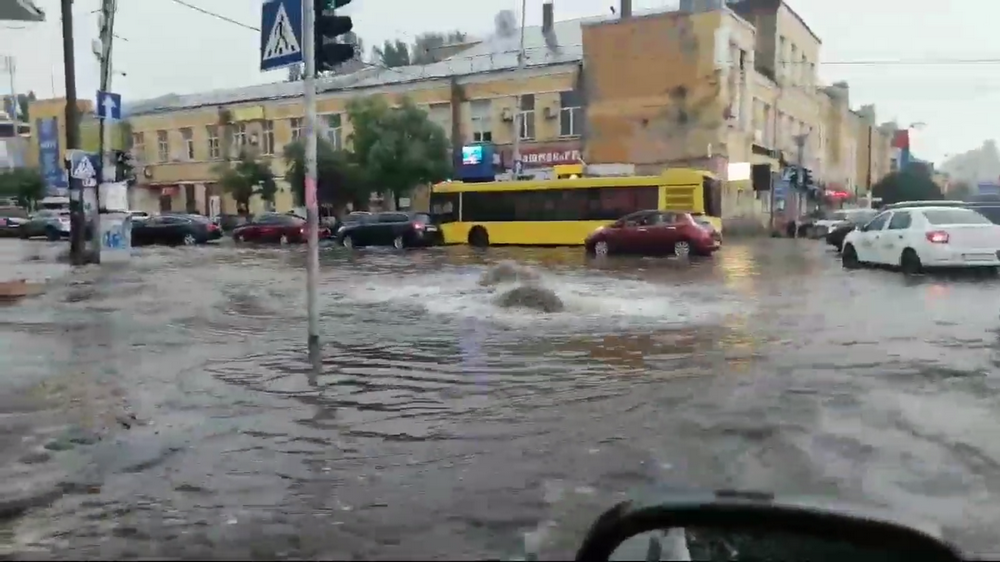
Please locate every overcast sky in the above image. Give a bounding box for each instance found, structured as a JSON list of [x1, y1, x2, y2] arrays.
[[0, 0, 993, 162]]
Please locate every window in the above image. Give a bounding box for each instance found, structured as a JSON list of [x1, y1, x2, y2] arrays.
[[261, 120, 275, 155], [923, 209, 991, 225], [234, 123, 247, 150], [887, 211, 911, 230], [207, 126, 220, 159], [180, 128, 194, 160], [517, 94, 535, 140], [461, 186, 658, 223], [323, 113, 342, 149], [156, 130, 168, 162], [702, 177, 722, 217], [426, 103, 451, 139], [290, 117, 303, 141], [470, 100, 492, 142], [429, 192, 460, 223], [131, 132, 145, 162], [864, 212, 891, 231], [972, 206, 1000, 225], [378, 213, 409, 223], [559, 90, 582, 137]]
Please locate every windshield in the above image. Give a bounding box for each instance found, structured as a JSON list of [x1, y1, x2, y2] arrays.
[[923, 209, 992, 225]]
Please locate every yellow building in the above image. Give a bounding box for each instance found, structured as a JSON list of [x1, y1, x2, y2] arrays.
[[121, 0, 898, 221], [24, 97, 130, 169]]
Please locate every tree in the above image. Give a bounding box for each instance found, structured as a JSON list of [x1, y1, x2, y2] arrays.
[[372, 39, 410, 68], [0, 168, 46, 208], [283, 138, 371, 208], [2, 91, 35, 121], [212, 151, 277, 214], [872, 169, 944, 205], [411, 31, 468, 64], [346, 96, 451, 209], [947, 180, 974, 201]]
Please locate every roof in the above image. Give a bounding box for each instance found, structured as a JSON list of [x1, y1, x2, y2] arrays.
[[726, 0, 820, 45], [127, 5, 683, 117]]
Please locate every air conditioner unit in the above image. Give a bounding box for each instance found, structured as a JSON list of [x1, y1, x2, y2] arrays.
[[543, 106, 559, 119], [500, 107, 514, 122]]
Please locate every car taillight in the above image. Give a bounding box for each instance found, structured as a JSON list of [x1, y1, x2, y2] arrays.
[[412, 221, 424, 230], [926, 230, 949, 244], [300, 227, 305, 235]]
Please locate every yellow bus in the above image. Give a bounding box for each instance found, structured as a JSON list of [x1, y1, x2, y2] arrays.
[[429, 167, 722, 246]]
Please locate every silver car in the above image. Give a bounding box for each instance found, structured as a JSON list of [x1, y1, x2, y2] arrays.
[[19, 209, 71, 240]]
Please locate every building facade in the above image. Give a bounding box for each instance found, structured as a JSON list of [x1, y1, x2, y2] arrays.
[[113, 0, 895, 220]]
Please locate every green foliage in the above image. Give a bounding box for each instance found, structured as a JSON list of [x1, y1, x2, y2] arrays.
[[872, 168, 944, 205], [212, 151, 277, 212], [2, 91, 35, 121], [0, 168, 46, 208], [372, 31, 468, 67], [282, 138, 371, 207], [346, 96, 452, 208], [372, 39, 410, 68]]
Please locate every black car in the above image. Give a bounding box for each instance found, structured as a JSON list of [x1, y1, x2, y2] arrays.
[[824, 209, 879, 251], [132, 214, 223, 246], [336, 211, 441, 249]]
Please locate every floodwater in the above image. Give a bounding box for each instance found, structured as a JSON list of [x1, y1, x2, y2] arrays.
[[0, 238, 999, 559]]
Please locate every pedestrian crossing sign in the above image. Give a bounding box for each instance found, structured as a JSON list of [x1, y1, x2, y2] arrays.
[[259, 0, 303, 71], [69, 151, 97, 179]]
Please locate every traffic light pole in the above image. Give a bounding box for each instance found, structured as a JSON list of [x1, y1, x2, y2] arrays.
[[302, 0, 321, 351], [61, 0, 86, 265]]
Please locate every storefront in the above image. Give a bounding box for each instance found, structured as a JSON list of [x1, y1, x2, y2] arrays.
[[496, 141, 584, 179]]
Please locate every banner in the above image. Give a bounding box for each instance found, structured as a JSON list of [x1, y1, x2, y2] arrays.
[[36, 117, 67, 194]]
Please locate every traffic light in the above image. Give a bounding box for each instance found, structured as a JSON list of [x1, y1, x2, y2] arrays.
[[803, 168, 814, 188], [315, 0, 355, 72]]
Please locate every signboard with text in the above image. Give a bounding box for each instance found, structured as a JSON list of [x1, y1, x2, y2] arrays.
[[36, 117, 67, 194]]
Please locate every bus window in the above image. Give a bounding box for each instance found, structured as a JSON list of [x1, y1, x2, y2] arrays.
[[430, 192, 461, 223], [702, 177, 722, 217], [460, 186, 658, 222]]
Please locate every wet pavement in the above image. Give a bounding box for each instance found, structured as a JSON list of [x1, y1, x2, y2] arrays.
[[1, 238, 999, 559]]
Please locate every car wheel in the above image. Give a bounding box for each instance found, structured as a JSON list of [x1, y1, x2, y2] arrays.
[[842, 244, 860, 269], [45, 227, 60, 241], [279, 234, 289, 245], [393, 235, 405, 250], [673, 240, 691, 259], [343, 235, 354, 249], [594, 240, 609, 257], [900, 248, 922, 275], [183, 233, 197, 246]]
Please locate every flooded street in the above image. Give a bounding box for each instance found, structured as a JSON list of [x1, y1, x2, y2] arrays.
[[1, 238, 999, 559]]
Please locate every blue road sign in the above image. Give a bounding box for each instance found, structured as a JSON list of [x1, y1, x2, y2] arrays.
[[260, 0, 303, 71], [96, 90, 122, 120], [773, 179, 790, 200], [68, 150, 99, 180]]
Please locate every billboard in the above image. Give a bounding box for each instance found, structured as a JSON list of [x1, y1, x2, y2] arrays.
[[35, 117, 66, 195]]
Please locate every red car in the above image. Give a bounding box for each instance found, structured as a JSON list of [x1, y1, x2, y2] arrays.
[[232, 213, 330, 244], [585, 210, 721, 258]]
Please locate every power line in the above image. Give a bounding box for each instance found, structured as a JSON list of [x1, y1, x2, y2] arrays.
[[169, 0, 259, 31]]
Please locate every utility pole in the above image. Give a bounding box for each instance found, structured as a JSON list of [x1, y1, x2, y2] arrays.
[[4, 57, 18, 171], [510, 0, 527, 179], [303, 0, 320, 351], [61, 0, 85, 265], [94, 0, 118, 264], [793, 133, 807, 239]]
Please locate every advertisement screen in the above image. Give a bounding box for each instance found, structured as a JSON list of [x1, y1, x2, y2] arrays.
[[462, 145, 483, 165]]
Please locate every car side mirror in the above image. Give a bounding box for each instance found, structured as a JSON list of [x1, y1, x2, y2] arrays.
[[574, 493, 963, 562]]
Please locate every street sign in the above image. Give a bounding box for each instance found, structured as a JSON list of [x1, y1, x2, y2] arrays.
[[68, 150, 98, 179], [773, 179, 790, 200], [260, 0, 303, 71], [96, 90, 121, 120]]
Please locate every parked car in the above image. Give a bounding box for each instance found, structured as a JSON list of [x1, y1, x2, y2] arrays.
[[128, 210, 151, 222], [231, 213, 330, 244], [19, 209, 71, 240], [334, 211, 374, 236], [0, 206, 29, 237], [825, 209, 879, 251], [842, 206, 1000, 274], [132, 214, 223, 246], [336, 211, 441, 249], [585, 210, 721, 258]]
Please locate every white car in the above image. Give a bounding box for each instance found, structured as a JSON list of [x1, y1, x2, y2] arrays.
[[842, 206, 1000, 274]]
